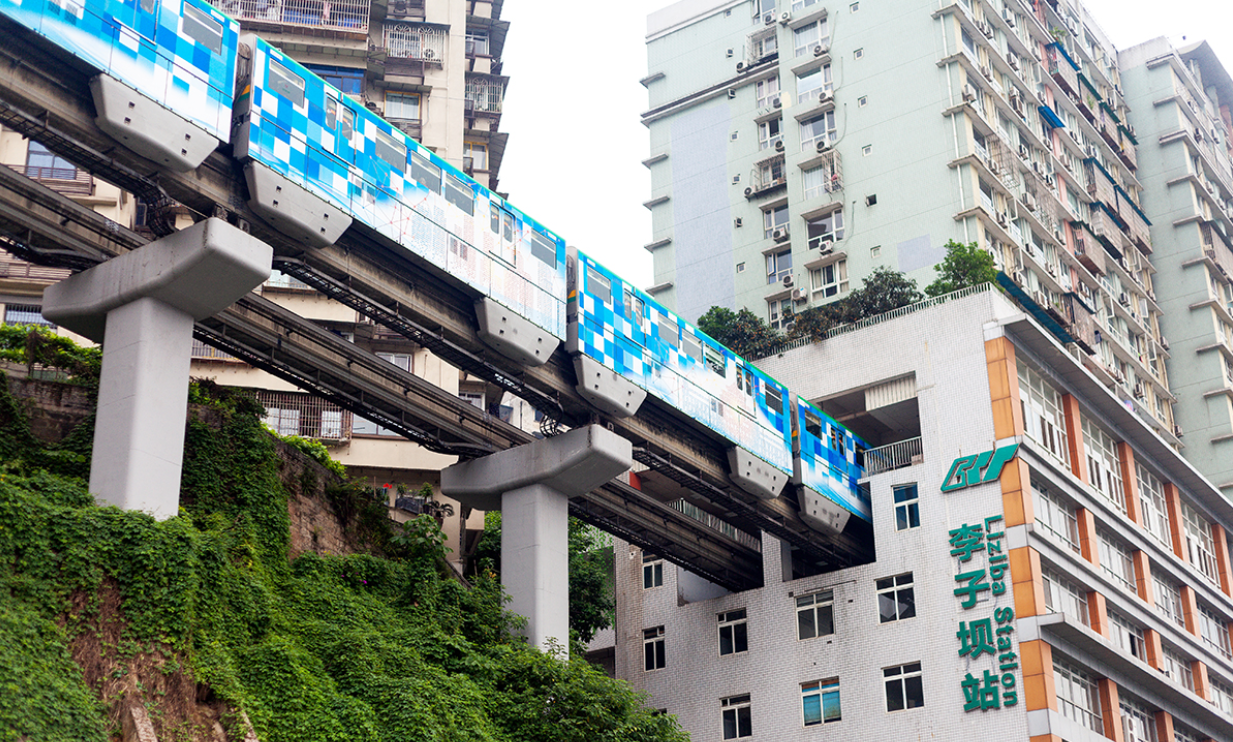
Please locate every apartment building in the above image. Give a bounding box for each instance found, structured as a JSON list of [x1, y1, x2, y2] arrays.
[[0, 0, 514, 563], [640, 0, 1175, 442], [1117, 39, 1233, 498], [612, 285, 1233, 742]]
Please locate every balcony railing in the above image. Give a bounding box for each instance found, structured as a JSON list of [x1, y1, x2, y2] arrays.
[[5, 163, 92, 195], [0, 256, 71, 282], [863, 437, 923, 476], [382, 23, 445, 65], [208, 0, 369, 34], [464, 76, 505, 115]]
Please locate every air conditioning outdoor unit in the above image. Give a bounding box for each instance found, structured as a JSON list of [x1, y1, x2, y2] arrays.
[[737, 61, 747, 72], [792, 287, 808, 301], [744, 187, 754, 197], [820, 91, 834, 104], [1161, 337, 1170, 351], [782, 273, 795, 287], [774, 228, 790, 242], [996, 211, 1008, 227], [1174, 424, 1184, 437], [1134, 383, 1144, 398], [981, 65, 993, 81], [765, 12, 775, 24], [814, 44, 829, 57], [775, 139, 786, 152], [734, 217, 743, 227], [784, 321, 797, 332], [780, 10, 792, 23], [962, 86, 975, 103], [816, 140, 831, 153], [1119, 292, 1130, 306]]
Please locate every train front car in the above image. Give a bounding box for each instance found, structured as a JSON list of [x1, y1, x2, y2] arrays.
[[1, 0, 238, 171], [568, 250, 794, 500], [234, 36, 565, 361], [793, 396, 872, 535]]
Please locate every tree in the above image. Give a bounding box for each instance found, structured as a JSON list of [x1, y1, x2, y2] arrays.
[[696, 306, 783, 359], [847, 267, 923, 317], [925, 239, 1000, 297], [471, 513, 615, 644]]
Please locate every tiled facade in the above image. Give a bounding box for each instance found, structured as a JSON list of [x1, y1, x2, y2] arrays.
[[611, 288, 1233, 742]]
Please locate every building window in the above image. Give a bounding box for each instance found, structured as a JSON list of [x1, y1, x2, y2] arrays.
[[465, 28, 490, 56], [758, 118, 783, 150], [386, 92, 420, 121], [793, 18, 828, 57], [755, 76, 780, 109], [1212, 677, 1233, 716], [766, 249, 793, 285], [763, 204, 790, 239], [25, 141, 76, 178], [1136, 463, 1172, 550], [809, 260, 847, 298], [796, 589, 834, 639], [1108, 610, 1147, 661], [756, 155, 786, 190], [883, 662, 924, 711], [1082, 418, 1125, 513], [802, 164, 840, 199], [800, 111, 837, 149], [802, 678, 840, 725], [643, 554, 664, 588], [806, 209, 844, 245], [1097, 530, 1135, 593], [458, 391, 484, 409], [796, 64, 833, 104], [858, 94, 868, 107], [854, 47, 864, 59], [1120, 698, 1159, 742], [1033, 480, 1080, 552], [1042, 568, 1088, 626], [790, 0, 821, 11], [718, 609, 749, 655], [1153, 575, 1185, 628], [464, 141, 488, 171], [1017, 360, 1070, 467], [721, 695, 752, 739], [1162, 645, 1195, 692], [1055, 661, 1103, 733], [893, 484, 920, 530], [643, 627, 666, 671], [3, 303, 54, 327], [876, 573, 915, 623], [862, 144, 872, 156], [304, 63, 363, 96], [768, 297, 794, 330], [1175, 725, 1201, 742], [1181, 500, 1220, 586], [1199, 604, 1233, 660]]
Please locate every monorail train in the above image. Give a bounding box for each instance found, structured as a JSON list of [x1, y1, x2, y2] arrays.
[[0, 0, 872, 535]]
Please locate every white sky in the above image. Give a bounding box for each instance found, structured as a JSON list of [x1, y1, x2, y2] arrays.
[[497, 0, 1233, 292]]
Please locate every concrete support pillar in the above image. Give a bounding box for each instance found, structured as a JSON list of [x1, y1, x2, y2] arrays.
[[1077, 508, 1100, 567], [1118, 442, 1142, 525], [1133, 551, 1155, 606], [1164, 482, 1188, 562], [1061, 394, 1087, 483], [42, 219, 272, 519], [1097, 678, 1124, 742], [442, 425, 632, 651], [1212, 523, 1232, 597]]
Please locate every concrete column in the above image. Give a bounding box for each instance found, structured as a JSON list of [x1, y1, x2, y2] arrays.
[[43, 218, 272, 519], [442, 425, 632, 651]]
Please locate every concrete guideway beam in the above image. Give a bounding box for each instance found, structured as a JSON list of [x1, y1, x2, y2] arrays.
[[442, 425, 632, 650], [43, 218, 272, 519]]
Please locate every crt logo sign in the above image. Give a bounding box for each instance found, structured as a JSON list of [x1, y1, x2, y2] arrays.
[[941, 444, 1019, 492]]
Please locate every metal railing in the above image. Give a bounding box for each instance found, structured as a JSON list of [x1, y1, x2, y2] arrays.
[[669, 499, 762, 551], [0, 256, 71, 282], [4, 163, 91, 195], [208, 0, 369, 34], [382, 23, 446, 64], [191, 338, 239, 362], [863, 437, 923, 476], [255, 389, 353, 440], [464, 76, 505, 114], [755, 283, 994, 358]]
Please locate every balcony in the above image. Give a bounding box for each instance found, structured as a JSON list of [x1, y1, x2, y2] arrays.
[[1047, 44, 1079, 97], [863, 437, 923, 476], [381, 23, 446, 70], [464, 75, 506, 116], [746, 153, 787, 199], [1073, 229, 1106, 276], [209, 0, 369, 35], [5, 163, 91, 196]]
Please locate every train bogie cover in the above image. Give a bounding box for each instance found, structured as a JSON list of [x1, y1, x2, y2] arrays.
[[1, 0, 239, 142], [795, 395, 872, 523]]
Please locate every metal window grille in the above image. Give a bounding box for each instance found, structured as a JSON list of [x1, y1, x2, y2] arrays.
[[383, 23, 446, 64], [209, 0, 369, 33], [254, 390, 351, 440], [191, 338, 239, 362], [264, 269, 313, 291], [5, 163, 92, 195], [2, 303, 54, 327], [863, 437, 922, 475], [464, 76, 505, 114]]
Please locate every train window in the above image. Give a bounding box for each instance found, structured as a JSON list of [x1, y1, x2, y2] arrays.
[[409, 151, 441, 193], [182, 4, 223, 55], [764, 385, 782, 412], [324, 96, 338, 130], [268, 60, 305, 108], [587, 267, 611, 304], [340, 107, 354, 141], [502, 211, 514, 242], [705, 346, 725, 377], [141, 0, 154, 13], [829, 426, 845, 451], [738, 368, 754, 396], [628, 293, 645, 323], [658, 316, 677, 345], [490, 204, 501, 234], [445, 174, 474, 215], [804, 410, 823, 438], [531, 232, 557, 267], [375, 128, 407, 170], [683, 335, 702, 363]]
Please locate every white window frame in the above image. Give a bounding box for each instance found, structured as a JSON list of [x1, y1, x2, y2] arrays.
[[795, 64, 833, 104], [1034, 481, 1080, 552], [1120, 698, 1159, 742], [801, 678, 840, 725], [1043, 567, 1089, 626], [1136, 463, 1172, 550], [1162, 645, 1195, 692], [755, 76, 780, 109], [893, 483, 919, 531], [1018, 360, 1071, 467], [793, 18, 829, 57], [721, 694, 752, 740], [1153, 575, 1186, 629], [809, 259, 847, 298], [758, 117, 783, 150], [883, 662, 924, 711], [1055, 661, 1103, 734], [1182, 500, 1220, 586], [643, 626, 666, 671], [1097, 530, 1136, 592], [800, 110, 837, 150], [718, 609, 749, 656], [1108, 610, 1147, 661], [1083, 418, 1125, 513], [643, 554, 664, 588], [796, 589, 835, 640], [876, 573, 915, 623], [1199, 604, 1232, 660]]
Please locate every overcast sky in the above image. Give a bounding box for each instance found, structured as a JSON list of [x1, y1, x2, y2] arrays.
[[497, 0, 1233, 292]]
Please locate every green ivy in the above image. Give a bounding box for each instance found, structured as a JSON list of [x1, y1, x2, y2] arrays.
[[0, 377, 688, 742]]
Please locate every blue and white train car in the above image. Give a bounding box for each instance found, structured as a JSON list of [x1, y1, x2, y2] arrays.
[[568, 251, 794, 500], [793, 396, 871, 534], [0, 0, 239, 170], [233, 36, 566, 362]]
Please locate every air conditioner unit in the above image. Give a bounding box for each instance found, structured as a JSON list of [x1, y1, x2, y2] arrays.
[[1174, 424, 1184, 437], [774, 227, 791, 242], [773, 97, 783, 108], [792, 287, 808, 301], [734, 217, 743, 227], [962, 86, 976, 103], [775, 139, 786, 152], [816, 140, 832, 154], [1018, 145, 1029, 159], [980, 20, 993, 38], [784, 321, 797, 332], [764, 12, 775, 24], [1046, 262, 1057, 277], [1134, 383, 1144, 398], [1053, 228, 1065, 243], [744, 186, 753, 197], [1045, 175, 1055, 187], [820, 91, 834, 105], [1003, 10, 1016, 27], [1119, 292, 1130, 306], [782, 272, 795, 287], [989, 161, 1000, 175], [1024, 242, 1036, 257], [996, 211, 1008, 227], [780, 10, 792, 23], [737, 61, 747, 72], [814, 44, 829, 57], [981, 65, 993, 81], [1009, 56, 1019, 71], [809, 237, 834, 253], [728, 88, 738, 99], [1022, 193, 1037, 212]]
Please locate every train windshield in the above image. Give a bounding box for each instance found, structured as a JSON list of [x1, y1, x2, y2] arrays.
[[268, 60, 305, 107], [182, 4, 223, 55], [531, 232, 557, 267], [375, 128, 407, 169], [409, 151, 440, 192]]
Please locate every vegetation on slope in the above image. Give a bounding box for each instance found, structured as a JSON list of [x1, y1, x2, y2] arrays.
[[0, 335, 687, 742]]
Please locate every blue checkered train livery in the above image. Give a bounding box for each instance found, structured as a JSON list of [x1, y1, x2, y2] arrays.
[[0, 0, 238, 142], [568, 252, 794, 476], [795, 396, 871, 523], [233, 36, 567, 338]]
